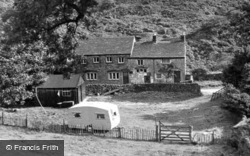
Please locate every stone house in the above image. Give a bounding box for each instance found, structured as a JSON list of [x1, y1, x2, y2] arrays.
[[76, 37, 135, 84], [128, 34, 186, 84], [76, 34, 186, 84]]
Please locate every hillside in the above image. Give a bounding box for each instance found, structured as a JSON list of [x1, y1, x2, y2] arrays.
[[78, 0, 243, 71], [0, 0, 244, 71]]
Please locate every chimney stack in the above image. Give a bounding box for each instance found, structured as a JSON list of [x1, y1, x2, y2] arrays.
[[152, 32, 157, 43]]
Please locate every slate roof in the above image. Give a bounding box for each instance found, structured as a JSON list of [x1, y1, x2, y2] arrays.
[[76, 37, 135, 55], [37, 74, 84, 89], [131, 39, 185, 58]]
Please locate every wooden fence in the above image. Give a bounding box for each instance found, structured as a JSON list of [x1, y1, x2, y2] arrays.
[[0, 112, 156, 142], [0, 112, 218, 144]]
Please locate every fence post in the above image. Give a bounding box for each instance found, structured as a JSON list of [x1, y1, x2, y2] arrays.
[[158, 121, 161, 142], [212, 130, 215, 144], [25, 114, 28, 128], [63, 119, 65, 133], [2, 111, 4, 125], [189, 125, 193, 143], [118, 127, 121, 138], [155, 125, 158, 142]]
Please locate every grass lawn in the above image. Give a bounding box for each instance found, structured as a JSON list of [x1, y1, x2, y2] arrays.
[[0, 126, 236, 156]]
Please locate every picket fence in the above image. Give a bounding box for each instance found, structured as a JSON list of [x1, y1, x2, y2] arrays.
[[0, 111, 218, 144]]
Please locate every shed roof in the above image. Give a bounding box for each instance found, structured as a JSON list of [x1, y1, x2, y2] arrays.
[[70, 102, 118, 111], [131, 39, 185, 58], [76, 37, 135, 56], [37, 74, 84, 89]]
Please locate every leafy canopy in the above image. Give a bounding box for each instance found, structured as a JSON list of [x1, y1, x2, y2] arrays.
[[0, 0, 99, 106]]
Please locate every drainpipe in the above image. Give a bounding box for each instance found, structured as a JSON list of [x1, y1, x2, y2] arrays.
[[153, 59, 155, 83], [183, 32, 187, 76]]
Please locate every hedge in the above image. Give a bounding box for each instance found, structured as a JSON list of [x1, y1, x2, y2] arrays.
[[86, 83, 201, 95]]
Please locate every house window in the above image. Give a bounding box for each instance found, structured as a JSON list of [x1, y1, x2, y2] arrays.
[[137, 68, 147, 73], [108, 72, 120, 80], [118, 57, 124, 63], [97, 114, 105, 119], [62, 90, 71, 97], [137, 59, 143, 66], [162, 59, 171, 64], [86, 72, 97, 80], [82, 58, 87, 64], [106, 57, 112, 63], [156, 73, 162, 79], [93, 57, 99, 63], [74, 113, 81, 118]]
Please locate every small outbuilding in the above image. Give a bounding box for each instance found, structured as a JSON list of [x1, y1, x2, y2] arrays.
[[36, 74, 85, 107], [67, 102, 120, 130]]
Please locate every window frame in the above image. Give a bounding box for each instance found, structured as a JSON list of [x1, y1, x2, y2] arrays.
[[106, 56, 112, 63], [82, 58, 87, 64], [162, 59, 171, 64], [118, 57, 125, 64], [86, 72, 97, 80], [74, 113, 81, 118], [62, 90, 71, 97], [93, 57, 100, 63], [96, 113, 105, 120], [108, 72, 120, 80], [156, 73, 162, 79], [137, 59, 144, 66]]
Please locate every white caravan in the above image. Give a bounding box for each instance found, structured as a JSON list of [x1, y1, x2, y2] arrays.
[[67, 102, 120, 130]]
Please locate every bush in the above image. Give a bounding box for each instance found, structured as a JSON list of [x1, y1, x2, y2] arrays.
[[192, 68, 208, 81], [223, 84, 250, 117]]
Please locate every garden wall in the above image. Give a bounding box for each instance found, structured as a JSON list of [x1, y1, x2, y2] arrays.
[[86, 83, 201, 95]]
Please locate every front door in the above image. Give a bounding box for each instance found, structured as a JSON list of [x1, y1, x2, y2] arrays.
[[174, 71, 181, 83], [144, 75, 151, 83], [123, 72, 129, 84]]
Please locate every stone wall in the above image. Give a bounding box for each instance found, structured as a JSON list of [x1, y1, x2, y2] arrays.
[[86, 83, 201, 95]]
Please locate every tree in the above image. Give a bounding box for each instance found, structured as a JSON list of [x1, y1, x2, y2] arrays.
[[223, 46, 250, 93], [0, 0, 98, 106]]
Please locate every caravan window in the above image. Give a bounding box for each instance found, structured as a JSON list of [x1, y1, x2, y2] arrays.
[[74, 113, 81, 118], [96, 114, 105, 119]]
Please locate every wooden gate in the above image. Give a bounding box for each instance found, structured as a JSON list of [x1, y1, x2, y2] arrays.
[[158, 121, 193, 143]]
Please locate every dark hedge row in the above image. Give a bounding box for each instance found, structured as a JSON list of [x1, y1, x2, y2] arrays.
[[86, 83, 201, 95]]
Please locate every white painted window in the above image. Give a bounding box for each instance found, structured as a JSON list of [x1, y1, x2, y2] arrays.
[[118, 57, 124, 63], [106, 57, 112, 63], [108, 72, 120, 80], [93, 57, 99, 63], [137, 59, 143, 66], [162, 59, 171, 64], [156, 73, 162, 79], [82, 58, 87, 64], [62, 90, 71, 97], [97, 114, 105, 119], [137, 68, 147, 73], [86, 72, 97, 80]]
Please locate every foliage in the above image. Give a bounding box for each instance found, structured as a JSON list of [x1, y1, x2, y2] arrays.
[[222, 46, 250, 93], [0, 0, 98, 106], [223, 84, 250, 117], [192, 68, 208, 81], [158, 62, 176, 80]]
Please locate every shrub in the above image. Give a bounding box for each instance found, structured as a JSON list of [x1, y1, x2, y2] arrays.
[[223, 84, 250, 117], [192, 68, 208, 81]]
